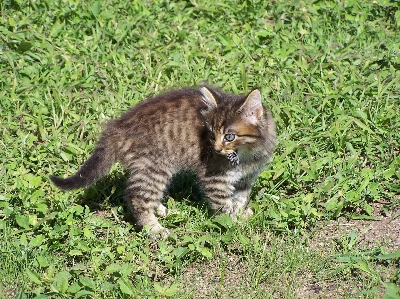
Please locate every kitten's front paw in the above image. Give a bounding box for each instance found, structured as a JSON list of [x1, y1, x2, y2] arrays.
[[146, 223, 170, 240], [241, 207, 254, 220], [228, 207, 253, 222], [220, 206, 237, 221]]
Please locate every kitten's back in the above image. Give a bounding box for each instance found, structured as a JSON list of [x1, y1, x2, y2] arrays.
[[110, 88, 208, 169]]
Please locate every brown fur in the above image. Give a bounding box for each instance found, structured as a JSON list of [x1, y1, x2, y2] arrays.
[[50, 86, 276, 235]]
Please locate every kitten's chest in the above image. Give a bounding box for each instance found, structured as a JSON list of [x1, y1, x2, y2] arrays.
[[202, 154, 262, 184], [232, 155, 266, 187], [240, 160, 263, 179]]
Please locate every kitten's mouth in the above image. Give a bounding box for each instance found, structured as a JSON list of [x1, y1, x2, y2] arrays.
[[226, 151, 239, 166]]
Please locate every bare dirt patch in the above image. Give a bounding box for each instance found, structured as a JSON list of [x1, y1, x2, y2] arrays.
[[178, 254, 259, 299], [176, 204, 399, 299], [292, 204, 399, 299], [309, 204, 400, 253]]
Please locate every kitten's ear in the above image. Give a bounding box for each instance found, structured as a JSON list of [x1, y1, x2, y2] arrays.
[[199, 87, 218, 109], [238, 89, 263, 123]]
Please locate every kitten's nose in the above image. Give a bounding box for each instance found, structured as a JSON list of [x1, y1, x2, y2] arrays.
[[214, 145, 222, 153]]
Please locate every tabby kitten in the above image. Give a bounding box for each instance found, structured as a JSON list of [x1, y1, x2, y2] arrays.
[[50, 86, 276, 235]]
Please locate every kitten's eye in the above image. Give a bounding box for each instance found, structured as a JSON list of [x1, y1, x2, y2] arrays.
[[224, 133, 236, 142]]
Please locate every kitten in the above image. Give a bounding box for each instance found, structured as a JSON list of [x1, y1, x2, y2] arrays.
[[50, 86, 276, 236]]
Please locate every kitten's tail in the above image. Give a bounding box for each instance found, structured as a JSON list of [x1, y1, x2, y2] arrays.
[[50, 138, 116, 190]]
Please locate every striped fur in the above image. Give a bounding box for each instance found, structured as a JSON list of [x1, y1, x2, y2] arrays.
[[50, 86, 276, 235]]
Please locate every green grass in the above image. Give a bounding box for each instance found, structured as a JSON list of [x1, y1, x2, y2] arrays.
[[1, 0, 400, 298]]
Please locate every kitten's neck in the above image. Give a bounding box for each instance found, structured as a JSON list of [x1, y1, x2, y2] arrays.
[[237, 146, 272, 163]]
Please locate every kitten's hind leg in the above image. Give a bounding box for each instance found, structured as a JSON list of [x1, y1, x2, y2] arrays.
[[124, 168, 171, 237], [131, 205, 168, 236], [155, 202, 168, 217]]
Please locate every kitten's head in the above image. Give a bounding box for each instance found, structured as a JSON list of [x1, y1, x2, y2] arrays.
[[199, 86, 271, 165]]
